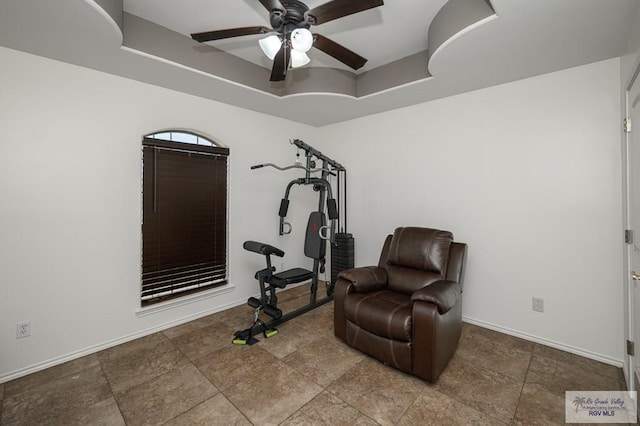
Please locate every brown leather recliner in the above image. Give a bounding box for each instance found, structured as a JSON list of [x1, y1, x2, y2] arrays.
[[334, 227, 467, 382]]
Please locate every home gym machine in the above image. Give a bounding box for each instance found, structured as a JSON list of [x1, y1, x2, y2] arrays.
[[233, 139, 354, 345]]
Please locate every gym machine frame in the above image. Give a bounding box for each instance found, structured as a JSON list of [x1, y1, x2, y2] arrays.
[[233, 139, 348, 345]]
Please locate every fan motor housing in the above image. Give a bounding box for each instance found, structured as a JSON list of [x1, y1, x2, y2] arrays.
[[271, 0, 310, 30]]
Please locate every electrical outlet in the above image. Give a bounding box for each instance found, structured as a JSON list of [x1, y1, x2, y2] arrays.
[[16, 321, 31, 338], [532, 297, 544, 313], [280, 262, 285, 271]]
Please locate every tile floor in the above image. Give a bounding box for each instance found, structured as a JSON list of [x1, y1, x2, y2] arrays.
[[0, 284, 628, 425]]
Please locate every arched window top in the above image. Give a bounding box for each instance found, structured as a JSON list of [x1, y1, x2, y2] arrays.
[[144, 130, 220, 147]]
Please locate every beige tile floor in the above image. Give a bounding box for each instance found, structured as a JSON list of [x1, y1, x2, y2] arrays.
[[0, 284, 627, 425]]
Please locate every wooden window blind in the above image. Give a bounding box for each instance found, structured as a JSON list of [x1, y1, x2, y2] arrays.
[[141, 138, 229, 306]]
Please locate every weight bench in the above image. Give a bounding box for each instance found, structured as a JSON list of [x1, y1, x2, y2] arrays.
[[233, 212, 333, 345]]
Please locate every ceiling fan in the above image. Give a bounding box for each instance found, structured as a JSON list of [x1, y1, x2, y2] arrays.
[[191, 0, 384, 82]]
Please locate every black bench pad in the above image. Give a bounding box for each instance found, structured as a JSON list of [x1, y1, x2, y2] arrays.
[[268, 268, 314, 288]]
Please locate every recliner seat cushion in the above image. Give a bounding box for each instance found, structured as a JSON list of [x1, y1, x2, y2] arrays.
[[343, 290, 412, 342]]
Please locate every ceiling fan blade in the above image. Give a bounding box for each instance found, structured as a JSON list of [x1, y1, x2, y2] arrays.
[[191, 26, 273, 42], [306, 0, 384, 25], [258, 0, 287, 13], [313, 33, 367, 70], [270, 43, 290, 81]]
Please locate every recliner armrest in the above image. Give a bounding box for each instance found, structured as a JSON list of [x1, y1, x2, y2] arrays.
[[337, 266, 388, 293], [411, 281, 461, 314]]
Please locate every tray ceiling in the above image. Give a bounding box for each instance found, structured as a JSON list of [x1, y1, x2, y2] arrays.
[[0, 0, 637, 126]]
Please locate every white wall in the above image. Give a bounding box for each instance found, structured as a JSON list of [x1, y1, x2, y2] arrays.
[[0, 46, 318, 381], [318, 58, 624, 364], [0, 46, 626, 381]]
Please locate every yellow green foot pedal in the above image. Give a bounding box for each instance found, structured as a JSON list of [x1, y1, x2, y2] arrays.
[[265, 329, 278, 338], [232, 334, 259, 345]]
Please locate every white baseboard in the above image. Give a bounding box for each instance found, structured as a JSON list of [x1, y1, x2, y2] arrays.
[[4, 302, 622, 384], [463, 316, 623, 368], [0, 297, 249, 384], [0, 281, 319, 384]]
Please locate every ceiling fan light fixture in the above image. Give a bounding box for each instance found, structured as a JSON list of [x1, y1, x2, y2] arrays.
[[291, 50, 311, 68], [290, 28, 313, 53], [192, 0, 384, 81], [259, 35, 282, 60]]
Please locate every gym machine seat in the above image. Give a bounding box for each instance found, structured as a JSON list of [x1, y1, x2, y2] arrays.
[[333, 227, 467, 382], [243, 240, 315, 290]]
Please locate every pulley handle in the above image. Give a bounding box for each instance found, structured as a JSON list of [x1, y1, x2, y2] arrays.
[[280, 221, 292, 235], [319, 225, 331, 240]]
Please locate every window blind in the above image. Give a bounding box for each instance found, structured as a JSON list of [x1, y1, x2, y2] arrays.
[[141, 139, 228, 306]]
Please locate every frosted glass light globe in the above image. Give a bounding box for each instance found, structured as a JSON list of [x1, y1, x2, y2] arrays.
[[291, 50, 311, 68], [291, 28, 313, 53], [259, 35, 282, 60]]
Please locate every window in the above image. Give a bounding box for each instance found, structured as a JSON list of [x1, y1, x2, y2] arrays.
[[141, 131, 229, 306]]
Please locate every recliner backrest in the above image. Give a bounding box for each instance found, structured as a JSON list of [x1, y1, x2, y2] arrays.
[[445, 242, 467, 287], [384, 227, 453, 294]]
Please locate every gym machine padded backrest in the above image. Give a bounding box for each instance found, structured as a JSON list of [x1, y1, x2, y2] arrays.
[[304, 211, 327, 259]]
